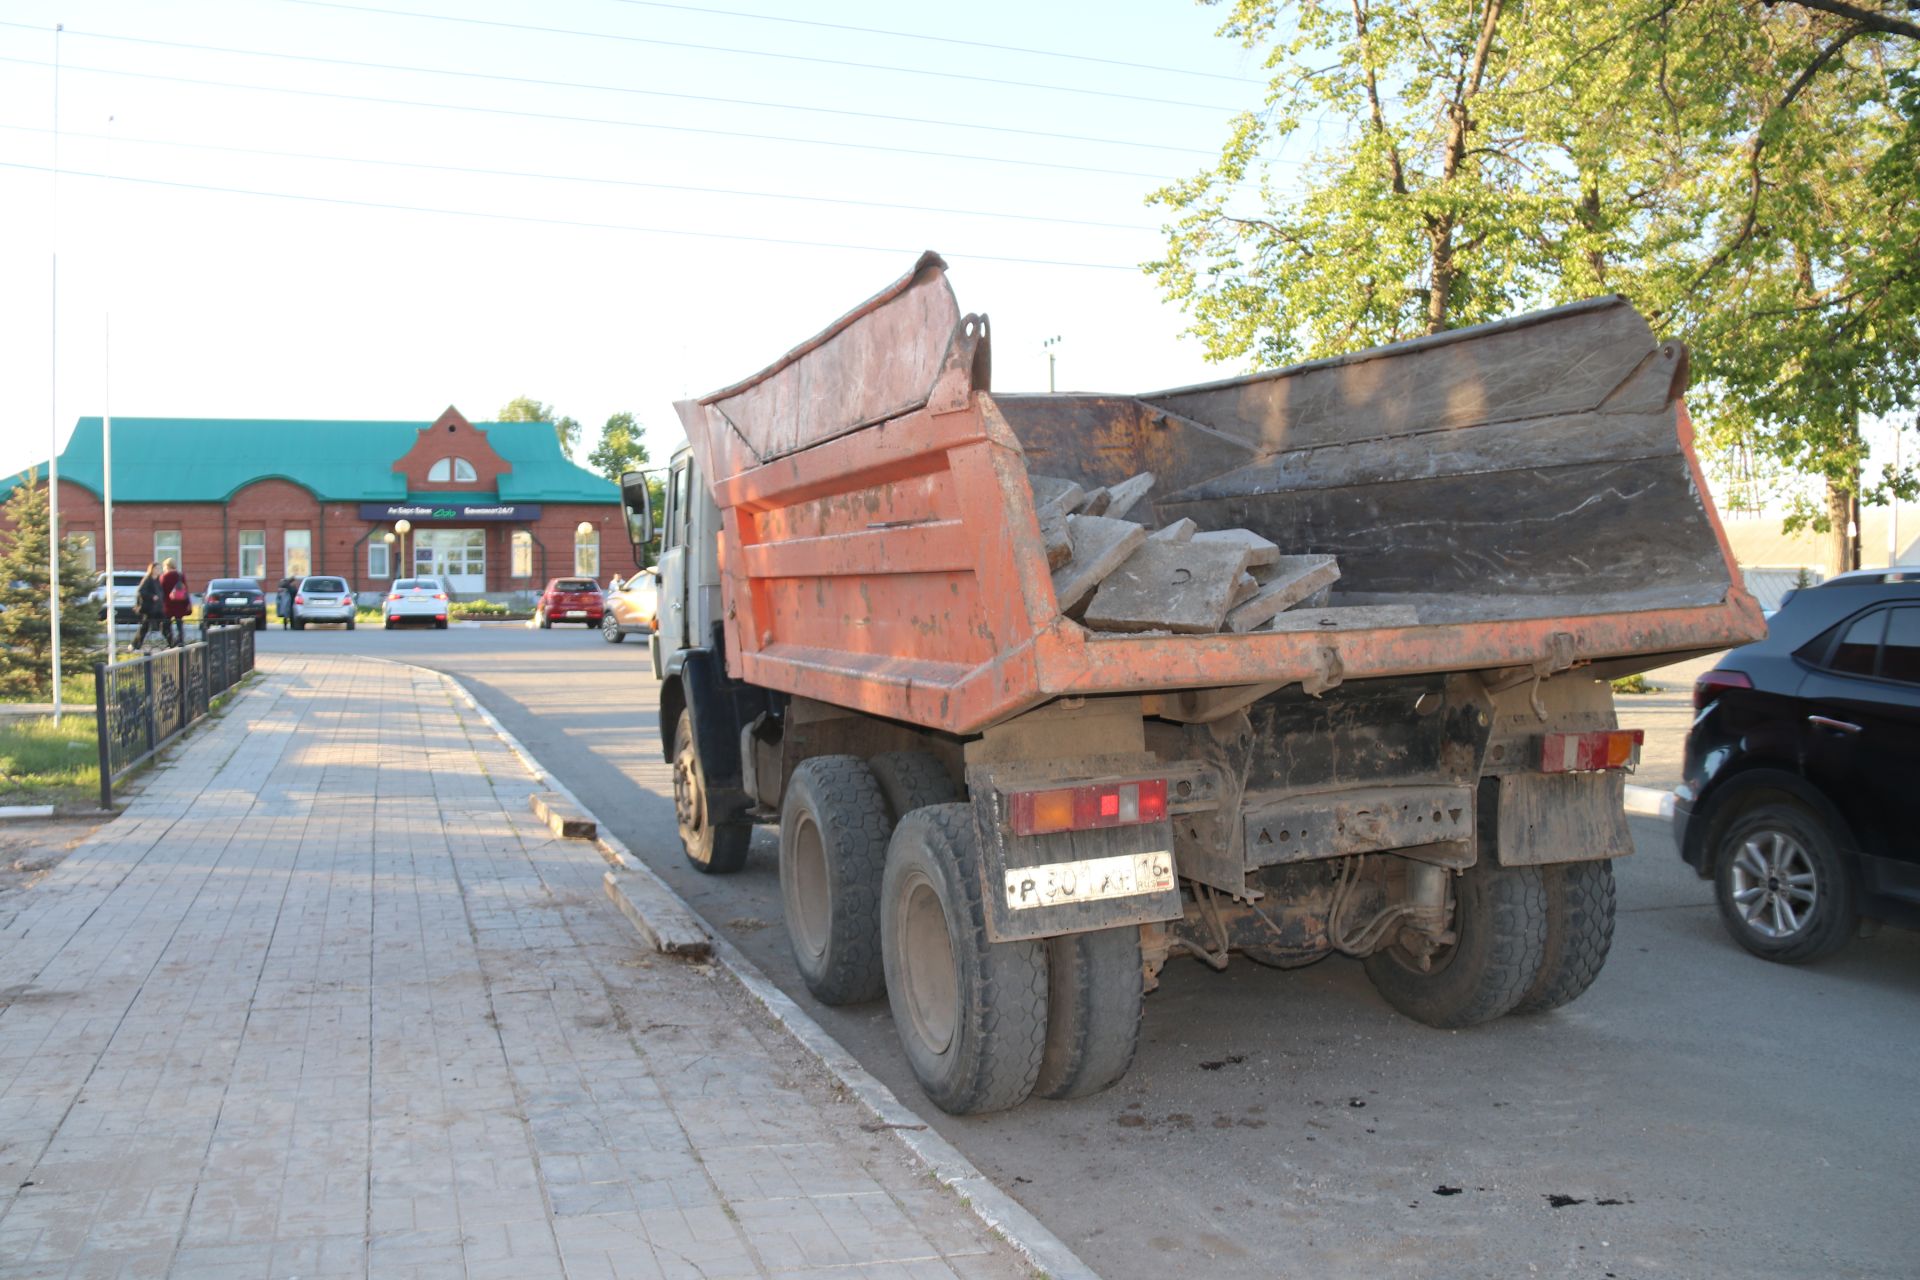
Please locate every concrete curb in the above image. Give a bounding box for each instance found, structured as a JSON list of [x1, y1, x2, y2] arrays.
[[1624, 783, 1677, 819], [423, 665, 1100, 1280], [0, 805, 55, 820]]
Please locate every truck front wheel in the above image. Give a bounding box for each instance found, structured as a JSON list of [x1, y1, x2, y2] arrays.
[[780, 756, 891, 1005], [673, 710, 751, 875], [882, 805, 1048, 1115], [1035, 926, 1143, 1100], [1362, 860, 1547, 1029], [1510, 860, 1616, 1014]]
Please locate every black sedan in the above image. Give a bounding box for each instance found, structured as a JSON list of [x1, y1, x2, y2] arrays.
[[201, 578, 269, 633], [1675, 576, 1920, 961]]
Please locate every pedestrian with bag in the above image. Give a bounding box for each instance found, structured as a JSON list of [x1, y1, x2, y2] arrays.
[[159, 557, 192, 647], [131, 562, 166, 649]]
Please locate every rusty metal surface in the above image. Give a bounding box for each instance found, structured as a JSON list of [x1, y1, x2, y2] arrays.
[[684, 256, 1766, 739]]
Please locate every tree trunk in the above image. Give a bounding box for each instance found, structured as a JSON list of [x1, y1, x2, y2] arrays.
[[1825, 475, 1861, 577]]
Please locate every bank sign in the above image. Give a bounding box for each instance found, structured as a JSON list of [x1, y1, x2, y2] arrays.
[[359, 503, 541, 522]]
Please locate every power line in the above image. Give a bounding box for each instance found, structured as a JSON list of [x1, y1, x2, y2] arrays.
[[0, 22, 1215, 158], [277, 0, 1245, 114], [597, 0, 1265, 85], [0, 160, 1143, 270], [0, 55, 1178, 182], [0, 123, 1158, 231]]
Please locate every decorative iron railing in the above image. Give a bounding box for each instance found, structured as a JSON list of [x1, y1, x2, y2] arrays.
[[94, 624, 256, 807]]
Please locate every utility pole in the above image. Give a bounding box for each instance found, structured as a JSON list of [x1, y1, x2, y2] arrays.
[[1042, 335, 1063, 393]]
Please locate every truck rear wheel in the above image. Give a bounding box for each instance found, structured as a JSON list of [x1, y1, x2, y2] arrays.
[[867, 751, 959, 820], [882, 805, 1048, 1115], [1362, 860, 1547, 1029], [780, 756, 891, 1005], [673, 709, 752, 875], [1035, 926, 1143, 1100], [1511, 860, 1616, 1014]]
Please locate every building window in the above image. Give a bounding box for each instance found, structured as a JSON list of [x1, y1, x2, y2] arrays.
[[238, 530, 266, 579], [511, 530, 532, 578], [575, 525, 599, 577], [154, 530, 182, 568], [69, 531, 97, 573], [285, 530, 312, 579], [368, 540, 390, 579], [427, 457, 478, 483]]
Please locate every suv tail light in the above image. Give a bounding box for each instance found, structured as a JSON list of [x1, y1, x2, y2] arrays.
[[1540, 730, 1644, 773], [387, 593, 401, 602], [294, 594, 305, 604], [1693, 669, 1753, 710], [1008, 779, 1169, 836], [434, 592, 447, 601]]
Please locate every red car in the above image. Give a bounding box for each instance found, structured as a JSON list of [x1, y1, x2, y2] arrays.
[[536, 577, 605, 628]]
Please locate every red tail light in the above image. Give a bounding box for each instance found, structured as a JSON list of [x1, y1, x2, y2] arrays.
[[1693, 669, 1753, 710], [294, 595, 305, 604], [387, 594, 401, 602], [434, 593, 447, 601], [1008, 779, 1169, 836], [1540, 729, 1644, 773]]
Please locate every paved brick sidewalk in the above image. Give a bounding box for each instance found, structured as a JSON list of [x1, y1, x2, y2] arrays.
[[0, 656, 1030, 1280]]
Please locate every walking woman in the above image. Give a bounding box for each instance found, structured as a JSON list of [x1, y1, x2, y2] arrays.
[[158, 557, 192, 647], [131, 562, 165, 649]]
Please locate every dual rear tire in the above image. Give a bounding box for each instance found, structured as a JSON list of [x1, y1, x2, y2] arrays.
[[778, 754, 1142, 1114]]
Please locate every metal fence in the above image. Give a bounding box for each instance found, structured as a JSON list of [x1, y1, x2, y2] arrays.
[[94, 624, 256, 808]]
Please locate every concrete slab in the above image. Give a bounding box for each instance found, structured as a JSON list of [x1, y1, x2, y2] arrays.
[[1052, 515, 1147, 614], [1082, 541, 1253, 634], [1226, 554, 1342, 632], [1103, 471, 1155, 521], [1148, 517, 1197, 543], [1192, 527, 1283, 567]]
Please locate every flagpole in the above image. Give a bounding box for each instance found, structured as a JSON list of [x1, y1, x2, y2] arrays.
[[103, 316, 115, 667], [48, 22, 64, 723]]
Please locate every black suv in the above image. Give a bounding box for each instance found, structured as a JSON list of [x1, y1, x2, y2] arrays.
[[1676, 576, 1920, 961]]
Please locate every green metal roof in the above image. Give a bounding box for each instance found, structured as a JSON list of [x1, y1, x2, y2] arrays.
[[26, 416, 617, 504]]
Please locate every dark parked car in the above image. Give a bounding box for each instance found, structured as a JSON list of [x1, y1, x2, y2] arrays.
[[201, 577, 268, 633], [1675, 576, 1920, 961]]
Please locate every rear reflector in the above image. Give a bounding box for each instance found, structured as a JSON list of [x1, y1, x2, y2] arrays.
[[1540, 729, 1645, 773], [1693, 669, 1753, 710], [1008, 779, 1168, 836]]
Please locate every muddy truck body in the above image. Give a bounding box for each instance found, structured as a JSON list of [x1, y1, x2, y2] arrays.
[[621, 253, 1764, 1115]]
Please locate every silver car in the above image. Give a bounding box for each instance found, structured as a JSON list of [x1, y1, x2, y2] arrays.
[[291, 576, 357, 630]]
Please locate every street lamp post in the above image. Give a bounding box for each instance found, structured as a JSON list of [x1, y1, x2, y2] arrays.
[[1042, 335, 1063, 393], [394, 519, 412, 580]]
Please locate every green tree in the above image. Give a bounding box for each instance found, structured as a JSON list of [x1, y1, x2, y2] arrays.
[[1151, 1, 1919, 566], [497, 396, 582, 459], [0, 474, 103, 698], [587, 411, 650, 483]]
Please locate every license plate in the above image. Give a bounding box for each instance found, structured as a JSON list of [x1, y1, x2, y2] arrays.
[[224, 597, 248, 604], [1004, 850, 1175, 911], [564, 610, 585, 618]]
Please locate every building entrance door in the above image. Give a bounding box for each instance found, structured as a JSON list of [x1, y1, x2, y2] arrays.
[[413, 528, 486, 596]]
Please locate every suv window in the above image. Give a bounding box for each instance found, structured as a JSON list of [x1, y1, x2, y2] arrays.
[[303, 577, 348, 593], [1828, 610, 1886, 676], [1882, 608, 1920, 684]]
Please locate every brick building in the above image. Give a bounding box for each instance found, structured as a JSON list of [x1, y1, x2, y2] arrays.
[[17, 406, 627, 600]]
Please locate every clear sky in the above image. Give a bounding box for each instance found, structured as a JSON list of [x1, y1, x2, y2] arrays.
[[0, 0, 1288, 480]]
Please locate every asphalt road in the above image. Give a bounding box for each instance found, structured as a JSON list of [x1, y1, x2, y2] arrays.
[[266, 623, 1920, 1280]]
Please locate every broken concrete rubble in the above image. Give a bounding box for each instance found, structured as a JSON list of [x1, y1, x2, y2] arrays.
[[1082, 541, 1255, 634]]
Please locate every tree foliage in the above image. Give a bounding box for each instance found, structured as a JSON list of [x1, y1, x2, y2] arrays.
[[1150, 1, 1920, 538], [0, 475, 103, 699], [497, 396, 582, 459], [587, 411, 650, 484]]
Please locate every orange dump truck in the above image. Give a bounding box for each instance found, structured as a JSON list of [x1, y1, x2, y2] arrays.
[[621, 253, 1764, 1115]]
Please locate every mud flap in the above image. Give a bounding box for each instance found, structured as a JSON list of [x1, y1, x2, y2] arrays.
[[1484, 772, 1633, 866], [967, 761, 1185, 943]]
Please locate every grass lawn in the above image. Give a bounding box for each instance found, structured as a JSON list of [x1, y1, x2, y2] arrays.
[[0, 714, 99, 807]]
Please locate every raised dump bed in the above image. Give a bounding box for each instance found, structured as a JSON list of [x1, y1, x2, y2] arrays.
[[676, 253, 1761, 736]]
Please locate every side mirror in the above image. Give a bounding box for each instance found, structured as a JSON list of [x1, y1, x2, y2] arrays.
[[620, 470, 653, 550]]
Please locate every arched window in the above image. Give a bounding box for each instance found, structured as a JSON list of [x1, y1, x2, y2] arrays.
[[574, 525, 600, 577], [428, 457, 478, 483]]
